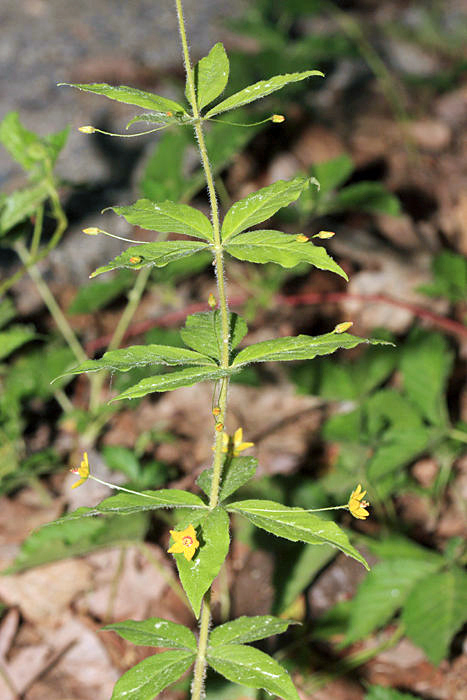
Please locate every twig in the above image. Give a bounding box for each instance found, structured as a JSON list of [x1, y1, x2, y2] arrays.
[[85, 290, 467, 354]]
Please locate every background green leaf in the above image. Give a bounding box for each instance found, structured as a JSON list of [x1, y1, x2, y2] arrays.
[[0, 183, 50, 235], [402, 568, 467, 664], [343, 558, 443, 645], [6, 512, 147, 574], [0, 325, 35, 361]]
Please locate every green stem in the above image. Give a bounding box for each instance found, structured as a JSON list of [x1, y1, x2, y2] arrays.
[[14, 241, 87, 364], [449, 428, 467, 444], [30, 204, 44, 258], [175, 2, 232, 697], [88, 266, 152, 413], [191, 593, 212, 700]]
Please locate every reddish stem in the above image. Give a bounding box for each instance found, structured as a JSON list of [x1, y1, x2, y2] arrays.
[[85, 292, 467, 354]]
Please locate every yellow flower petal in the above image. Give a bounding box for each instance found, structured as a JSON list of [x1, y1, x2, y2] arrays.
[[70, 452, 90, 489], [168, 524, 200, 561], [347, 484, 370, 520]]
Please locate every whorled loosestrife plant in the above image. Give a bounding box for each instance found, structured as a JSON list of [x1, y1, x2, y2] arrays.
[[61, 2, 384, 698]]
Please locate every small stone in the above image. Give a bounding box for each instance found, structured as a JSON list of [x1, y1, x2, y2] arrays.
[[409, 119, 451, 152]]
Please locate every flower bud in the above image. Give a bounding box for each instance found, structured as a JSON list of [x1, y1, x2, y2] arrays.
[[271, 114, 285, 123], [129, 256, 142, 264], [215, 422, 224, 432], [296, 234, 308, 242], [212, 406, 221, 416], [208, 293, 217, 309], [82, 227, 101, 235], [334, 321, 353, 334], [315, 230, 335, 239], [78, 125, 96, 134]]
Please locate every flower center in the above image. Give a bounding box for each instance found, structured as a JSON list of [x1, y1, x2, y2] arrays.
[[182, 536, 193, 547]]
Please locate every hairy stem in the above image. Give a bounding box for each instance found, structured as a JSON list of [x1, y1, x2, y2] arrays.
[[175, 1, 231, 697]]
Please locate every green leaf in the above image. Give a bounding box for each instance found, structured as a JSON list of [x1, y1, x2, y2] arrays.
[[51, 490, 206, 523], [367, 428, 432, 483], [66, 344, 217, 376], [181, 311, 248, 362], [0, 299, 16, 329], [104, 618, 196, 651], [141, 128, 192, 202], [400, 330, 452, 426], [90, 241, 209, 278], [210, 615, 295, 647], [107, 199, 213, 242], [6, 512, 147, 574], [174, 507, 230, 617], [126, 112, 190, 128], [0, 112, 69, 173], [205, 69, 324, 118], [312, 154, 354, 193], [221, 175, 310, 241], [68, 271, 134, 314], [0, 111, 44, 171], [0, 325, 35, 361], [197, 456, 257, 502], [233, 332, 389, 367], [110, 649, 195, 700], [363, 534, 445, 564], [343, 558, 443, 645], [402, 567, 467, 665], [365, 686, 419, 700], [43, 125, 70, 165], [274, 544, 336, 614], [228, 500, 368, 569], [193, 43, 230, 110], [0, 182, 50, 235], [207, 644, 300, 700], [111, 366, 231, 402], [60, 82, 187, 115], [418, 250, 467, 302], [225, 229, 347, 277], [334, 182, 400, 215]]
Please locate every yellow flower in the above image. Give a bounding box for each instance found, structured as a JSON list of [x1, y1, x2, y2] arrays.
[[168, 524, 200, 561], [348, 484, 370, 520], [70, 452, 90, 489], [222, 427, 254, 457]]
